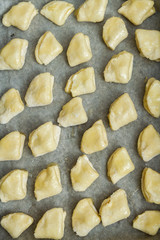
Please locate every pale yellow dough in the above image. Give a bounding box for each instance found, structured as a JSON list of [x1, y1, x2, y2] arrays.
[[0, 131, 25, 161], [141, 168, 160, 204], [143, 78, 160, 118], [99, 189, 130, 227], [104, 51, 134, 83], [2, 2, 38, 31], [57, 97, 88, 127], [41, 1, 74, 26], [34, 208, 66, 239], [0, 169, 28, 202], [1, 213, 33, 238], [28, 121, 61, 157], [0, 88, 24, 124], [103, 17, 128, 50], [67, 33, 92, 67], [70, 155, 99, 192], [107, 147, 135, 184], [137, 124, 160, 162], [135, 29, 160, 62], [35, 31, 63, 65], [0, 38, 28, 70], [65, 67, 96, 97], [25, 72, 54, 107], [76, 0, 108, 22], [34, 163, 62, 201], [108, 93, 138, 131], [118, 0, 155, 26], [81, 120, 108, 154], [72, 198, 101, 237], [133, 211, 160, 236]]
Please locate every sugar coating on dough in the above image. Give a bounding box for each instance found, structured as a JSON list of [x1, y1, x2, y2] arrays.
[[133, 211, 160, 236], [72, 198, 101, 237], [118, 0, 155, 25], [137, 124, 160, 162], [35, 31, 63, 65], [99, 189, 130, 227], [103, 17, 128, 50], [0, 169, 28, 202], [28, 121, 61, 157], [57, 97, 88, 127], [67, 33, 92, 67], [40, 1, 74, 26], [2, 2, 38, 31], [104, 51, 133, 84], [70, 155, 99, 192], [34, 208, 66, 239], [76, 0, 108, 23], [143, 78, 160, 118], [107, 147, 135, 184], [1, 213, 33, 238], [0, 38, 28, 70], [65, 67, 96, 97], [108, 93, 138, 131], [34, 163, 62, 201]]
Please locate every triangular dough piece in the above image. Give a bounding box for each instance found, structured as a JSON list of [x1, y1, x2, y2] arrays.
[[81, 120, 108, 154], [35, 31, 63, 65], [25, 72, 54, 107], [2, 2, 38, 31], [57, 97, 88, 127], [34, 163, 62, 201], [67, 33, 92, 67], [0, 38, 28, 70], [76, 0, 108, 22], [0, 131, 25, 161], [34, 208, 66, 239], [1, 213, 33, 238], [40, 1, 74, 26], [104, 51, 133, 83]]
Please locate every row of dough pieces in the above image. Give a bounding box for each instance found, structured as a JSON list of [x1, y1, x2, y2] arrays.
[[1, 190, 160, 239]]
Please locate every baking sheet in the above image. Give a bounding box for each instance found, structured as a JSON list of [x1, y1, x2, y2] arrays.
[[0, 0, 160, 239]]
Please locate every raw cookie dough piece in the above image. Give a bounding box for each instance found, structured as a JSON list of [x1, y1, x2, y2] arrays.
[[65, 67, 96, 97], [34, 163, 62, 201], [103, 17, 128, 50], [28, 121, 61, 157], [34, 208, 66, 239], [137, 125, 160, 162], [104, 51, 133, 84], [1, 213, 33, 238], [107, 147, 135, 184], [40, 1, 74, 26], [141, 168, 160, 204], [99, 189, 130, 227], [133, 211, 160, 236], [72, 198, 101, 237], [0, 169, 28, 202], [2, 2, 38, 31], [25, 72, 54, 107], [118, 0, 155, 26], [81, 120, 108, 154], [35, 31, 63, 65], [135, 29, 160, 62], [67, 33, 92, 67], [0, 131, 25, 161], [143, 78, 160, 118], [108, 93, 137, 131], [57, 97, 88, 127], [0, 88, 24, 124], [70, 155, 99, 192], [76, 0, 108, 23], [0, 38, 28, 70]]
